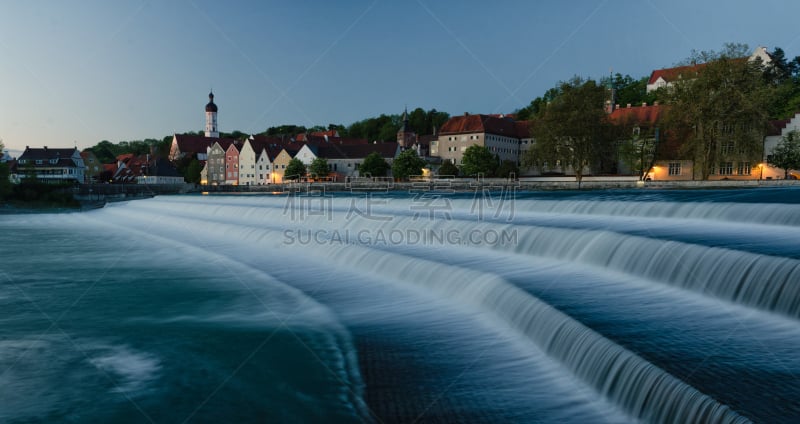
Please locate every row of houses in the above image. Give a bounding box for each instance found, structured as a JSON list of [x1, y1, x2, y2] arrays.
[[5, 146, 184, 185], [171, 133, 400, 184]]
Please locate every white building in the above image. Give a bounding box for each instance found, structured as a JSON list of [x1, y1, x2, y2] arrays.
[[16, 146, 85, 183], [763, 114, 800, 179]]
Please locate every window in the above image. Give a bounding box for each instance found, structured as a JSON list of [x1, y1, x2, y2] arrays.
[[737, 161, 751, 175], [721, 142, 735, 155], [719, 162, 733, 175], [668, 162, 681, 176]]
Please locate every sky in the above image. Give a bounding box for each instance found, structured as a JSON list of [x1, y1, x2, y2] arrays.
[[3, 0, 800, 154]]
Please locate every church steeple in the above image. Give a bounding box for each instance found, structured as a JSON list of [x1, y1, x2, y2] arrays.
[[605, 70, 616, 114], [205, 90, 219, 138], [397, 106, 415, 149]]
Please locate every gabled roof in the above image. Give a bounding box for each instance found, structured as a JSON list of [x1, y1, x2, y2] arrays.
[[19, 147, 79, 161], [609, 104, 665, 125], [173, 134, 236, 155], [439, 114, 521, 138], [18, 147, 82, 169], [647, 63, 707, 85]]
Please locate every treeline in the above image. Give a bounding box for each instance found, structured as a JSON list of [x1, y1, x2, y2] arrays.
[[87, 137, 173, 164], [259, 108, 450, 141], [517, 43, 800, 123]]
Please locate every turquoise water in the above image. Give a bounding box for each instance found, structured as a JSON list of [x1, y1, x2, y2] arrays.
[[2, 188, 800, 423]]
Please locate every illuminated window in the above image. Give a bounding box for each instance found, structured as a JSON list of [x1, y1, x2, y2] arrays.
[[668, 162, 681, 175], [737, 161, 751, 175]]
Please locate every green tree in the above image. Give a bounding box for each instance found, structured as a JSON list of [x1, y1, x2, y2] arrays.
[[437, 159, 459, 176], [461, 145, 497, 177], [284, 158, 307, 180], [391, 149, 426, 181], [262, 125, 307, 137], [664, 48, 771, 180], [0, 162, 10, 199], [522, 76, 610, 183], [359, 152, 390, 177], [185, 159, 202, 184], [495, 160, 519, 179], [0, 139, 9, 198], [768, 130, 800, 179], [308, 157, 330, 179]]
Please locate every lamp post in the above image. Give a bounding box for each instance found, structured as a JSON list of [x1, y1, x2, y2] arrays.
[[758, 163, 764, 180]]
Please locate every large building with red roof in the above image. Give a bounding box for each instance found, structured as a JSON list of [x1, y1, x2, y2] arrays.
[[432, 113, 529, 167], [646, 46, 772, 93]]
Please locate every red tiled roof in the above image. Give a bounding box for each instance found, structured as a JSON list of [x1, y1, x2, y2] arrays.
[[515, 121, 531, 138], [609, 104, 665, 125], [439, 114, 520, 137], [173, 134, 236, 155], [648, 63, 707, 85]]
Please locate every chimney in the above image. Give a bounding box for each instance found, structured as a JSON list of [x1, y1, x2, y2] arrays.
[[642, 102, 647, 107], [44, 145, 48, 150], [464, 112, 469, 116], [654, 101, 659, 106], [627, 103, 632, 108], [615, 104, 620, 110]]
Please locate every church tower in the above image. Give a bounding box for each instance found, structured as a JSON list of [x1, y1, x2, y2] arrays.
[[205, 91, 219, 138], [397, 107, 415, 149]]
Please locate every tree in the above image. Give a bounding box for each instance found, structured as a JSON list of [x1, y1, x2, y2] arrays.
[[461, 145, 497, 177], [308, 157, 330, 179], [664, 48, 771, 180], [284, 158, 306, 180], [391, 149, 426, 181], [495, 160, 519, 179], [0, 162, 10, 199], [768, 130, 800, 179], [437, 159, 459, 177], [522, 76, 610, 183], [185, 159, 202, 184], [0, 139, 9, 198], [359, 152, 389, 177]]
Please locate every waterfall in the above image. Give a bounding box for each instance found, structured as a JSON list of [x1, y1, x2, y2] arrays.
[[317, 243, 750, 424], [101, 199, 750, 423]]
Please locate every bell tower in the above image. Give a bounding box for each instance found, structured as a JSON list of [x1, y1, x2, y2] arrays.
[[205, 91, 219, 138]]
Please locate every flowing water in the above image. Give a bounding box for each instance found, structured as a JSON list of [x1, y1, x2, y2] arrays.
[[1, 188, 799, 423]]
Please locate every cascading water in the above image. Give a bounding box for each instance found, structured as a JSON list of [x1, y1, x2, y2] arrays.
[[2, 188, 799, 423]]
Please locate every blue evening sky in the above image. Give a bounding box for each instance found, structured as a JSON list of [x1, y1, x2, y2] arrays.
[[2, 0, 800, 152]]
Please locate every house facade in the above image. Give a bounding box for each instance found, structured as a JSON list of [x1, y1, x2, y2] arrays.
[[238, 140, 258, 186], [207, 141, 233, 185], [225, 142, 241, 185]]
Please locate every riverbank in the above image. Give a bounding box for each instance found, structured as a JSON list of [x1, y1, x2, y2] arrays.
[[199, 178, 800, 193]]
